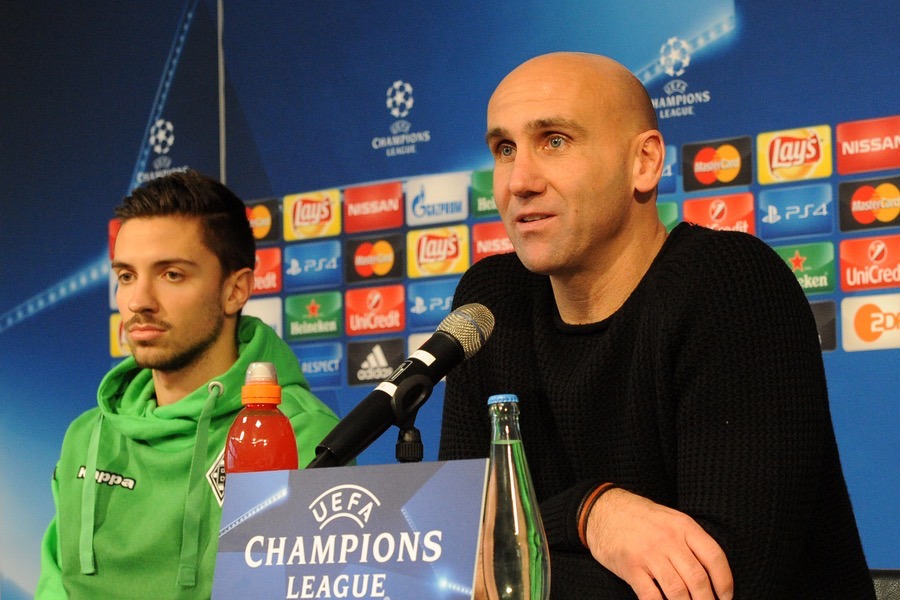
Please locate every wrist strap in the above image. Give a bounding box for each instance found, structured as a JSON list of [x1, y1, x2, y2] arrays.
[[577, 482, 618, 548]]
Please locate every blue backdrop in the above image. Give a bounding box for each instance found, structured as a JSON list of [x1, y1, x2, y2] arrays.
[[2, 1, 897, 596]]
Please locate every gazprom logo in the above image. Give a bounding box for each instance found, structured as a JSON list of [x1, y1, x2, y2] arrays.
[[405, 173, 470, 226], [309, 484, 381, 529]]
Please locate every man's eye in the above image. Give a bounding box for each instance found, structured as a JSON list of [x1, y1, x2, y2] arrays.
[[498, 144, 515, 158], [164, 271, 184, 282], [548, 136, 565, 149], [117, 273, 133, 284]]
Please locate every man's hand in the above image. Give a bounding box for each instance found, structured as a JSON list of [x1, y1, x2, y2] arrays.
[[585, 488, 733, 600]]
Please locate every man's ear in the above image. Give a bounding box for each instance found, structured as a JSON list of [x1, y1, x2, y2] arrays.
[[223, 267, 253, 316], [633, 130, 665, 195]]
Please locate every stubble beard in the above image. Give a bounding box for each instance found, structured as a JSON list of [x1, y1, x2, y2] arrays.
[[130, 312, 227, 373]]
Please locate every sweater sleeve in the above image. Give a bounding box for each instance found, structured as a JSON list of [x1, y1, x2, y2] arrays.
[[661, 230, 870, 597]]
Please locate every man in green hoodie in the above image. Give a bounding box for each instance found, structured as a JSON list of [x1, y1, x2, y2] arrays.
[[36, 170, 341, 599]]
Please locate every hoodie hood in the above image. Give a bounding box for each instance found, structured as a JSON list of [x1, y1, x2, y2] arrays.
[[96, 316, 308, 448]]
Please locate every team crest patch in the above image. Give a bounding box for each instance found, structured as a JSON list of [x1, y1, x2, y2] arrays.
[[207, 447, 227, 506]]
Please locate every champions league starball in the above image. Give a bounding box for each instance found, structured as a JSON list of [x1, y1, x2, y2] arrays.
[[149, 118, 175, 154], [659, 36, 692, 77], [386, 80, 414, 119]]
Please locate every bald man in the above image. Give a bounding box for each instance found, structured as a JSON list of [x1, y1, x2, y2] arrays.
[[439, 53, 874, 599]]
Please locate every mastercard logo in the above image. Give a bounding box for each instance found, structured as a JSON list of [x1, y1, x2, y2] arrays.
[[247, 205, 273, 239], [353, 240, 395, 277], [693, 144, 742, 185], [850, 183, 900, 225]]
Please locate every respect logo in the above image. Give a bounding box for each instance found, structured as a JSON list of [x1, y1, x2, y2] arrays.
[[842, 293, 900, 351], [682, 137, 752, 191], [757, 126, 832, 184]]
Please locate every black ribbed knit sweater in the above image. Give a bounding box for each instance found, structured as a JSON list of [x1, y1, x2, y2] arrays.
[[439, 222, 874, 599]]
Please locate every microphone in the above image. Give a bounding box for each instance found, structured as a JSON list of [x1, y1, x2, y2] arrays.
[[306, 303, 495, 469]]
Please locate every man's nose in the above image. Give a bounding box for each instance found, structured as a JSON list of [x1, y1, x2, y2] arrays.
[[124, 278, 158, 314], [506, 150, 545, 199]]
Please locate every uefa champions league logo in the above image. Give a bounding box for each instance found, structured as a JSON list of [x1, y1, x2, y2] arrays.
[[386, 80, 414, 119], [136, 117, 188, 183], [659, 36, 692, 77], [149, 118, 175, 154], [372, 79, 430, 156]]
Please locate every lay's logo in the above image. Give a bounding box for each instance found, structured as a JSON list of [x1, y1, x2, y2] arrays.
[[407, 226, 469, 278], [757, 126, 832, 184], [283, 189, 341, 240], [294, 199, 331, 226]]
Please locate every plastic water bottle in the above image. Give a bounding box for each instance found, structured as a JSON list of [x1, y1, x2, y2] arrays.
[[481, 393, 550, 599], [224, 362, 299, 473]]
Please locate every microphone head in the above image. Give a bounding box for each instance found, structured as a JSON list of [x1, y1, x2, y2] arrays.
[[437, 303, 495, 359]]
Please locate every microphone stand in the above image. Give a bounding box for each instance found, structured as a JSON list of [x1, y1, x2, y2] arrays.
[[390, 374, 433, 463]]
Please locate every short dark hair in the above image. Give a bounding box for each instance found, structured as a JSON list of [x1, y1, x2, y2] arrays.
[[115, 170, 255, 274]]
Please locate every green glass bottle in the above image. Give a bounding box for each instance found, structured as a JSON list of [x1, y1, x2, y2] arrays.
[[481, 394, 550, 599]]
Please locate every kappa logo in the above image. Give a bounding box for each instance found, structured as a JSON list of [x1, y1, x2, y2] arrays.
[[309, 484, 382, 529], [77, 465, 136, 490]]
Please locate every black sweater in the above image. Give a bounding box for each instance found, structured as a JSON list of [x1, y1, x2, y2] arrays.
[[439, 222, 874, 599]]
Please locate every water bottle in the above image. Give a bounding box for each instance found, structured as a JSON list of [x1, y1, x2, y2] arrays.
[[481, 393, 550, 599], [224, 362, 299, 473]]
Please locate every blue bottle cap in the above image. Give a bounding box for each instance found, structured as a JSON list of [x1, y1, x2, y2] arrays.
[[488, 393, 519, 405]]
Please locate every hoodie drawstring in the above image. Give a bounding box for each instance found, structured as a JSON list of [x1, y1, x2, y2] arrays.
[[177, 380, 223, 587], [79, 414, 104, 574]]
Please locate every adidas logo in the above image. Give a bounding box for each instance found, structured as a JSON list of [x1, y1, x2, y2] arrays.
[[356, 344, 395, 381]]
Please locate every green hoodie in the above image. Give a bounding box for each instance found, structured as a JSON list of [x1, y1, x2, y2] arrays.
[[36, 317, 340, 599]]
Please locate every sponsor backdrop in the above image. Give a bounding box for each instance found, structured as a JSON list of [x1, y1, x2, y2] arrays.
[[2, 0, 898, 596]]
